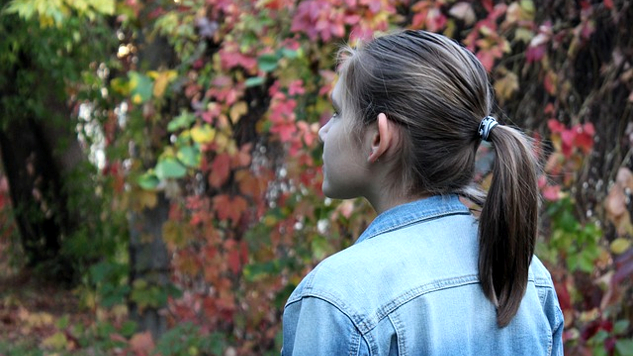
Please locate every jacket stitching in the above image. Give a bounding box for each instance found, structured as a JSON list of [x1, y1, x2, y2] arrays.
[[362, 210, 471, 242]]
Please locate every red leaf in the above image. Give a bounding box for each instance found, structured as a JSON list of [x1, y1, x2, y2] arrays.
[[561, 130, 575, 157], [476, 51, 495, 72], [481, 0, 493, 12], [574, 127, 594, 154], [526, 44, 546, 63], [554, 279, 571, 311], [542, 184, 561, 201], [227, 248, 241, 274], [209, 153, 232, 188], [240, 240, 249, 265], [547, 119, 565, 133]]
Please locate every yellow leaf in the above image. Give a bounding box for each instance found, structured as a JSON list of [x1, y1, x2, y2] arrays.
[[190, 125, 216, 144], [90, 0, 115, 15], [515, 28, 534, 43], [494, 72, 519, 101], [162, 221, 193, 249], [520, 0, 535, 15], [214, 132, 230, 152], [610, 238, 631, 254], [130, 189, 158, 211], [148, 70, 178, 98], [132, 93, 143, 104], [41, 331, 68, 351], [229, 101, 248, 124]]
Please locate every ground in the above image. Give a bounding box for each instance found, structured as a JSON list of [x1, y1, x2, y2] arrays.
[[0, 238, 95, 354]]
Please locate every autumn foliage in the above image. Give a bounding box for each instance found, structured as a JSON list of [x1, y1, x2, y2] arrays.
[[0, 0, 632, 355]]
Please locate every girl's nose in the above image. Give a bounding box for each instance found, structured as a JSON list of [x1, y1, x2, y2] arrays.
[[318, 122, 329, 143]]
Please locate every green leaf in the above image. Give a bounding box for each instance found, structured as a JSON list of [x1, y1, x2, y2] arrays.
[[520, 0, 535, 14], [591, 330, 609, 344], [128, 71, 153, 104], [280, 47, 298, 59], [3, 0, 36, 19], [614, 320, 630, 335], [90, 0, 115, 15], [137, 172, 160, 190], [155, 158, 187, 179], [120, 321, 138, 337], [578, 250, 596, 273], [616, 339, 633, 356], [258, 53, 279, 72], [177, 145, 200, 167], [167, 111, 196, 132], [90, 261, 110, 284], [245, 76, 265, 87], [55, 315, 69, 329]]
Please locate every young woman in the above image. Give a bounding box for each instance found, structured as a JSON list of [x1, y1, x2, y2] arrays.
[[282, 30, 564, 355]]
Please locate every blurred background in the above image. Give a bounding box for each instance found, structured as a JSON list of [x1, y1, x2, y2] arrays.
[[0, 0, 631, 355]]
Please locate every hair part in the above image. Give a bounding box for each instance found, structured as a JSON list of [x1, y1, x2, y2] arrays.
[[337, 30, 540, 327]]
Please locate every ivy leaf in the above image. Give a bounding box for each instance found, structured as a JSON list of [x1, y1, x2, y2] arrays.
[[614, 320, 630, 335], [137, 172, 160, 190], [41, 332, 68, 351], [213, 194, 248, 225], [130, 332, 155, 355], [155, 158, 187, 179], [3, 1, 37, 19], [257, 53, 278, 72], [494, 71, 519, 101], [128, 71, 153, 104], [611, 238, 631, 255], [190, 124, 216, 144], [167, 111, 196, 132], [280, 47, 299, 59], [90, 0, 115, 15], [244, 76, 265, 87], [177, 145, 201, 168], [209, 153, 231, 188], [110, 77, 130, 96], [148, 70, 178, 98], [616, 339, 633, 356], [229, 101, 248, 124], [449, 2, 475, 25]]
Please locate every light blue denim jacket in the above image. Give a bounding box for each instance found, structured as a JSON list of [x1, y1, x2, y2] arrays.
[[282, 195, 564, 355]]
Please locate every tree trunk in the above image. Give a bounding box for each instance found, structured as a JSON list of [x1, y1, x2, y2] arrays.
[[125, 2, 177, 338], [128, 192, 170, 339], [0, 117, 76, 281]]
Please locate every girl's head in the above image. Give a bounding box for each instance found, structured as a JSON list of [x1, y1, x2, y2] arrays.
[[325, 30, 540, 328], [335, 30, 492, 197]]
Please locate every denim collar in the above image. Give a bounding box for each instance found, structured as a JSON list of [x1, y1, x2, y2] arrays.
[[356, 194, 470, 244]]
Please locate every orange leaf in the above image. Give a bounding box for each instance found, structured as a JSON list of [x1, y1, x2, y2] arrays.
[[605, 168, 633, 235], [213, 194, 248, 225], [236, 170, 263, 199], [129, 331, 154, 356], [231, 144, 252, 168]]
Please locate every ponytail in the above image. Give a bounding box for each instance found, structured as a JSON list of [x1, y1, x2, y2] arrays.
[[478, 124, 539, 327]]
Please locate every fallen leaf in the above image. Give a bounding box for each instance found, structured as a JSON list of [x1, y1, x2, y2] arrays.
[[611, 238, 632, 255], [130, 331, 154, 355]]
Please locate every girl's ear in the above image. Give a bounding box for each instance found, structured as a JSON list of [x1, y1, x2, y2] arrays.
[[367, 113, 398, 163]]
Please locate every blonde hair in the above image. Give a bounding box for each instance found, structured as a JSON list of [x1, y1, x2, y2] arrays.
[[337, 30, 539, 327]]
